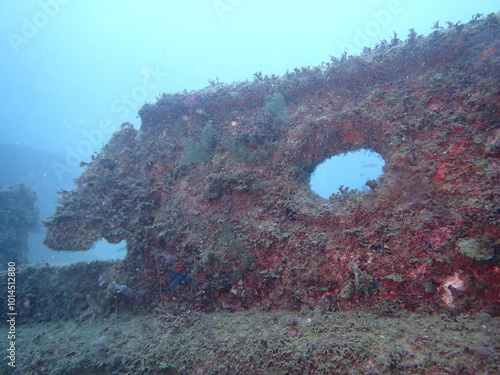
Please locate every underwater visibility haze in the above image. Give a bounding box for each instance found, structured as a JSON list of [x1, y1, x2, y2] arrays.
[[0, 1, 499, 374]]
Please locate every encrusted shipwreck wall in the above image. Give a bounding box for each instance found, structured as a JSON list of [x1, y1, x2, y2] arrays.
[[45, 16, 500, 314]]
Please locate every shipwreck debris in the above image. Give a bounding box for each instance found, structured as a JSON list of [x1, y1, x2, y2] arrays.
[[44, 15, 500, 314]]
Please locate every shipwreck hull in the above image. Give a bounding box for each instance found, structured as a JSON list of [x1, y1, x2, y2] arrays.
[[45, 15, 500, 314]]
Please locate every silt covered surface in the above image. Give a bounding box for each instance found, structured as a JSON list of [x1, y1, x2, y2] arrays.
[[44, 15, 500, 315]]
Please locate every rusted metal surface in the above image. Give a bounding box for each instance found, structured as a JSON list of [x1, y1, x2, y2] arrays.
[[44, 15, 500, 314]]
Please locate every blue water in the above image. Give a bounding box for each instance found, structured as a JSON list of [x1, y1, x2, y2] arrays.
[[1, 0, 498, 264], [310, 150, 385, 198]]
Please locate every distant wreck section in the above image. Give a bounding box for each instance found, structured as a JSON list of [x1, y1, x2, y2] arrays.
[[0, 184, 38, 265], [45, 15, 500, 314]]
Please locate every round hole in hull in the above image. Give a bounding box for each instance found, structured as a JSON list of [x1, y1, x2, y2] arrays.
[[309, 149, 385, 198]]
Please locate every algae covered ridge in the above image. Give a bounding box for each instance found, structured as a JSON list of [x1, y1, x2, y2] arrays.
[[1, 13, 499, 375]]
